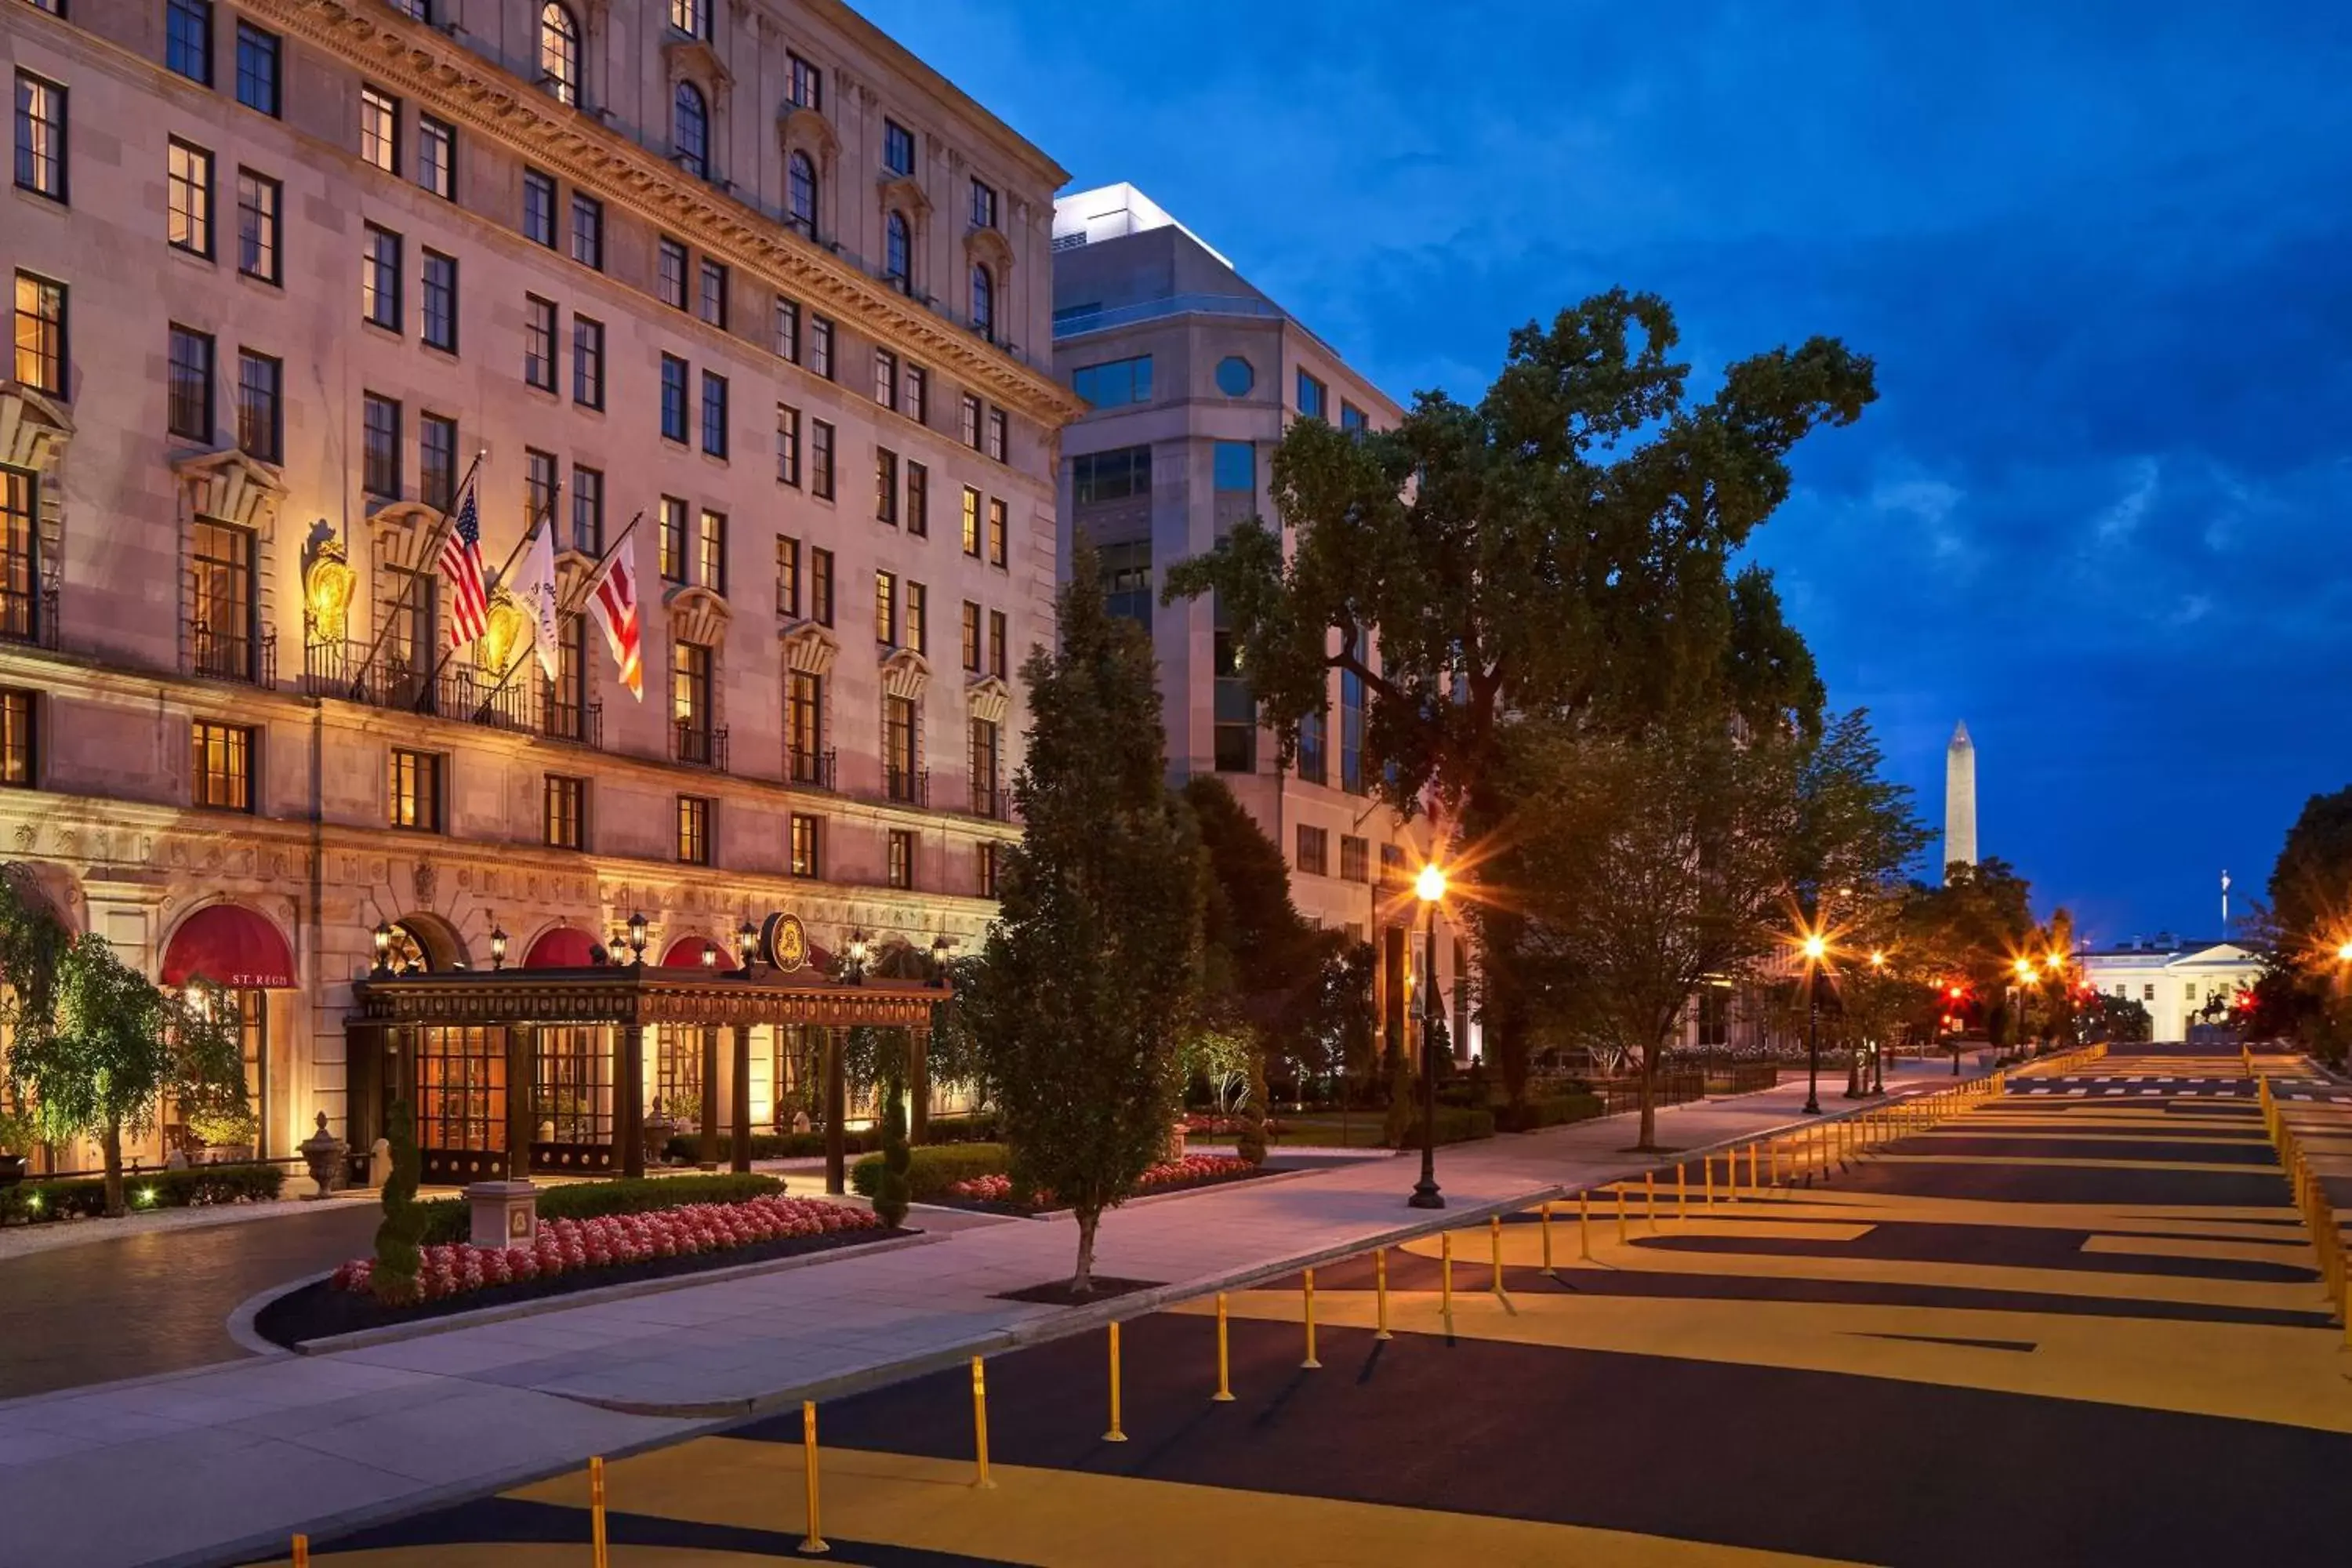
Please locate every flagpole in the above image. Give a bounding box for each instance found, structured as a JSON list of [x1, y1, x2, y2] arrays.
[[347, 451, 485, 701], [562, 511, 644, 614], [419, 479, 561, 708], [475, 507, 639, 717]]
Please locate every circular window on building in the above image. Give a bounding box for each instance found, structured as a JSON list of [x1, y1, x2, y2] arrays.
[[1215, 356, 1255, 397]]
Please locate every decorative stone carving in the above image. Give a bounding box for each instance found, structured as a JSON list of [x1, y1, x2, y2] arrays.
[[368, 502, 449, 575], [965, 674, 1011, 726], [0, 383, 74, 473], [665, 583, 731, 648], [303, 535, 358, 642], [412, 859, 437, 907], [172, 448, 286, 536], [880, 647, 930, 702], [782, 621, 838, 676]]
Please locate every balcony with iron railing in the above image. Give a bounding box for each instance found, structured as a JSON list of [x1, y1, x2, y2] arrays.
[[788, 746, 837, 791], [886, 765, 929, 808], [970, 778, 1011, 821], [0, 580, 59, 652], [188, 621, 276, 687], [674, 720, 728, 771], [303, 625, 601, 749]]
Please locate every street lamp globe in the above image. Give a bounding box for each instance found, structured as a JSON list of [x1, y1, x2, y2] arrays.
[[1415, 863, 1446, 904], [2336, 941, 2352, 964], [1802, 933, 1827, 962]]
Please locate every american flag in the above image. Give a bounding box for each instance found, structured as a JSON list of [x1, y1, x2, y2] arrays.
[[437, 481, 490, 650]]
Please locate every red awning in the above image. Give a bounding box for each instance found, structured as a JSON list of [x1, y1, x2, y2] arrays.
[[162, 905, 296, 989], [662, 935, 739, 971], [523, 926, 598, 968]]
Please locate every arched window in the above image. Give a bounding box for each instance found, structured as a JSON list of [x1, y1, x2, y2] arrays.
[[673, 82, 709, 179], [884, 210, 911, 293], [971, 262, 995, 342], [787, 151, 818, 235], [539, 4, 581, 106]]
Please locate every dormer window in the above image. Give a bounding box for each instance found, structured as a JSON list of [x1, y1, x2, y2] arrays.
[[538, 4, 580, 106], [673, 82, 709, 179]]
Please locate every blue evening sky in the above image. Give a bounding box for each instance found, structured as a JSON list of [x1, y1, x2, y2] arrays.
[[864, 0, 2352, 941]]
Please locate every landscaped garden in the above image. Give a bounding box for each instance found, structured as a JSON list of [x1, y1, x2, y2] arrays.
[[849, 1144, 1271, 1216]]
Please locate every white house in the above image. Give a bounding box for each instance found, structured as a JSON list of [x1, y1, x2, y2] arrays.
[[2078, 938, 2263, 1042]]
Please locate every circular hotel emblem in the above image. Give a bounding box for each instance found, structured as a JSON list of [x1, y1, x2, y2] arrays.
[[761, 912, 810, 972]]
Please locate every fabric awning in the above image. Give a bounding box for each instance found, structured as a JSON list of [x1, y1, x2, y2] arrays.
[[523, 926, 599, 968], [662, 935, 739, 971], [162, 905, 296, 989]]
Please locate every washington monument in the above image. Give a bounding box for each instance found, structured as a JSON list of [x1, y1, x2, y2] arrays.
[[1944, 721, 1978, 883]]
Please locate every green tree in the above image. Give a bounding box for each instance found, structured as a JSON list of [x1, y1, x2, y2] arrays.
[[373, 1097, 425, 1305], [873, 1037, 912, 1229], [963, 542, 1205, 1294], [2252, 787, 2352, 1063], [1164, 292, 1873, 1107], [7, 936, 244, 1217], [1898, 858, 2037, 1049]]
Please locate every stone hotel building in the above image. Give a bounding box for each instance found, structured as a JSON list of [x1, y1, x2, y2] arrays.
[[0, 0, 1077, 1172]]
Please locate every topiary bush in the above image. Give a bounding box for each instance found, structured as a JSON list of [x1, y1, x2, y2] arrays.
[[850, 1142, 1007, 1202], [872, 1079, 912, 1229], [372, 1099, 425, 1305]]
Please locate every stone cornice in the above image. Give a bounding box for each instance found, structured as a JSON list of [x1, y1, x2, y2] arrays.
[[254, 1, 1082, 430]]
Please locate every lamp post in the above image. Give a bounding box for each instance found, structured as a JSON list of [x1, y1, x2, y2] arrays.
[[371, 921, 394, 977], [1802, 931, 1827, 1115], [2013, 957, 2037, 1057], [1408, 862, 1447, 1210], [736, 919, 760, 971], [489, 924, 508, 971], [626, 911, 649, 965]]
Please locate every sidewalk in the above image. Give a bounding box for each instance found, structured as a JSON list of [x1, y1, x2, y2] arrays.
[[0, 1062, 1970, 1568]]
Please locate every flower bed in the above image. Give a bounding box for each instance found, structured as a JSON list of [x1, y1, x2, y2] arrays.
[[1180, 1113, 1286, 1138], [946, 1154, 1258, 1209]]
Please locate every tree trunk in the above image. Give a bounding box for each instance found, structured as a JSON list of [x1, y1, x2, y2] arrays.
[[101, 1120, 125, 1218], [1072, 1205, 1099, 1295], [1636, 1040, 1658, 1151]]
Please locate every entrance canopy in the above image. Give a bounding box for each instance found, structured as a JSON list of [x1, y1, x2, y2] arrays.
[[523, 925, 599, 968], [163, 905, 296, 989], [351, 958, 938, 1030]]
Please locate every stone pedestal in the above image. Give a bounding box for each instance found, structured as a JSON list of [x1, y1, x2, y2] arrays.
[[1167, 1121, 1188, 1163], [465, 1179, 539, 1250]]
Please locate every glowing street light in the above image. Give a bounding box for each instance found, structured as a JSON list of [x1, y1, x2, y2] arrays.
[[1796, 922, 1831, 1115], [1409, 862, 1448, 1210]]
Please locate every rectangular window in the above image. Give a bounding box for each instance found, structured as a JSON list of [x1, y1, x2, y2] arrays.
[[968, 716, 1001, 817], [775, 405, 800, 485], [359, 87, 399, 174], [698, 257, 728, 327], [524, 448, 557, 528], [906, 460, 929, 538], [14, 71, 66, 201], [167, 0, 213, 86], [810, 419, 835, 499], [1297, 702, 1328, 786], [676, 795, 711, 865], [1214, 440, 1255, 495], [696, 508, 726, 593], [0, 473, 34, 647], [885, 695, 919, 801], [887, 829, 914, 891], [416, 114, 455, 199], [234, 349, 281, 463], [543, 775, 584, 850], [987, 498, 1008, 568], [388, 748, 442, 831], [874, 348, 898, 411], [1073, 445, 1152, 503], [523, 168, 557, 247], [658, 495, 687, 584], [191, 721, 253, 811], [960, 392, 982, 450], [960, 601, 981, 673], [1341, 668, 1365, 794], [572, 314, 604, 406], [988, 609, 1007, 679], [811, 546, 833, 626], [905, 364, 929, 426], [1297, 368, 1327, 419], [673, 641, 714, 761], [1214, 627, 1254, 773], [1296, 825, 1329, 877], [190, 517, 255, 681], [167, 139, 214, 257], [906, 581, 928, 655], [543, 615, 590, 743], [789, 813, 822, 878], [1341, 401, 1369, 432], [362, 223, 401, 329], [788, 670, 822, 780], [1340, 834, 1368, 883], [166, 325, 214, 441], [700, 370, 728, 457], [361, 393, 402, 498], [659, 354, 688, 441], [234, 23, 280, 115], [961, 486, 981, 557], [1072, 355, 1154, 409], [419, 412, 455, 511], [570, 464, 603, 554], [0, 690, 32, 788], [1102, 539, 1152, 629], [569, 191, 603, 269], [657, 237, 688, 310], [971, 178, 997, 230], [876, 448, 898, 525], [977, 840, 1000, 898], [773, 295, 800, 361], [873, 568, 896, 645], [775, 535, 800, 617], [808, 315, 834, 379], [787, 53, 822, 113], [420, 250, 458, 351], [235, 169, 280, 282], [883, 118, 915, 176], [521, 295, 556, 389], [670, 0, 707, 36], [13, 272, 67, 397], [987, 407, 1007, 463]]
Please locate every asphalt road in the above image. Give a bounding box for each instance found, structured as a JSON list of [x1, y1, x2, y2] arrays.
[[261, 1044, 2352, 1566]]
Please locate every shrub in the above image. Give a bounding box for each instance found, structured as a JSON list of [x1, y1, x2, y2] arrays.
[[662, 1128, 887, 1165], [1399, 1105, 1496, 1146], [873, 1083, 912, 1229], [373, 1099, 425, 1305], [2, 1160, 285, 1224], [850, 1142, 1007, 1202], [417, 1171, 786, 1247], [1493, 1093, 1605, 1134]]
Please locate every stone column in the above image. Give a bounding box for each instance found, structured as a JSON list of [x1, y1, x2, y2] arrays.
[[824, 1027, 846, 1195], [618, 1022, 645, 1179], [730, 1023, 753, 1174], [699, 1025, 722, 1169], [506, 1024, 533, 1181]]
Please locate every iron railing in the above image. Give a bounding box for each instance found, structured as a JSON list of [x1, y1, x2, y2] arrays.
[[675, 721, 728, 771], [189, 622, 276, 687], [970, 779, 1011, 820], [886, 764, 927, 807], [0, 582, 58, 649], [788, 746, 837, 790]]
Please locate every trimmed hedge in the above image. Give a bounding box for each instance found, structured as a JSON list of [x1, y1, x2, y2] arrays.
[[417, 1172, 786, 1247], [1493, 1093, 1606, 1134], [662, 1115, 1000, 1167], [849, 1142, 1007, 1202], [1, 1160, 286, 1224], [1399, 1106, 1496, 1146]]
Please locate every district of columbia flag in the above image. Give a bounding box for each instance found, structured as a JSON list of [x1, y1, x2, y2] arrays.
[[510, 515, 562, 681], [586, 536, 642, 700], [437, 480, 490, 650]]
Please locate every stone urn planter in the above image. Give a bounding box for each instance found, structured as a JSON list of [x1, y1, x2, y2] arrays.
[[298, 1112, 348, 1199]]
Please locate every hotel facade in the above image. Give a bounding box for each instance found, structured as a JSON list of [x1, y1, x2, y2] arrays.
[[2, 0, 1076, 1174]]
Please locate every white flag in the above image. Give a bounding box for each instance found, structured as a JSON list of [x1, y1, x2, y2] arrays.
[[511, 517, 562, 681]]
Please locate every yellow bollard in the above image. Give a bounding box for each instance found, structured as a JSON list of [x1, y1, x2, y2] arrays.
[[1440, 1231, 1455, 1331], [1103, 1323, 1127, 1443], [1704, 1153, 1715, 1207], [590, 1454, 611, 1568], [1211, 1294, 1236, 1400], [1541, 1201, 1556, 1276], [1374, 1247, 1393, 1338], [1748, 1142, 1760, 1192], [1616, 1185, 1629, 1243], [971, 1356, 997, 1486], [1676, 1163, 1688, 1221], [1579, 1191, 1593, 1260], [291, 1537, 309, 1568], [799, 1403, 828, 1555], [1491, 1214, 1507, 1294], [1302, 1268, 1322, 1368], [1645, 1171, 1658, 1232]]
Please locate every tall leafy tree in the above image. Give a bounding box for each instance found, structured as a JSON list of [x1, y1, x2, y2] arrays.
[[1165, 292, 1873, 1104], [964, 543, 1204, 1294], [2246, 786, 2352, 1062]]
